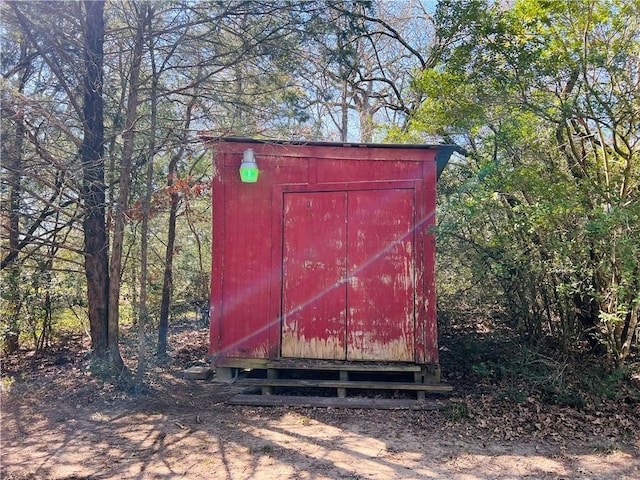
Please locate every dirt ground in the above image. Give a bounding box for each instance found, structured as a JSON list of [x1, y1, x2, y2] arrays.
[[2, 320, 639, 480]]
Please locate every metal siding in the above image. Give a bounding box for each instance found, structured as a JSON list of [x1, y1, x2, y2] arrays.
[[423, 159, 439, 364], [211, 145, 310, 360], [218, 173, 272, 358], [412, 181, 427, 364], [317, 159, 423, 183], [208, 139, 447, 365]]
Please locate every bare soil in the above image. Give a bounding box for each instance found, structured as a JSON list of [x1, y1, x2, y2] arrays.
[[2, 319, 639, 480]]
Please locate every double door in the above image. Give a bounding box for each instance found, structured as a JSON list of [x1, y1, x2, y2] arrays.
[[281, 188, 415, 361]]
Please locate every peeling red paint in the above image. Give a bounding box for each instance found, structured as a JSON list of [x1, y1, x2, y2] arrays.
[[205, 138, 451, 367]]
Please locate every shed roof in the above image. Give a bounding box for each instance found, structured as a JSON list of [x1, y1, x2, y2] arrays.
[[200, 136, 456, 179]]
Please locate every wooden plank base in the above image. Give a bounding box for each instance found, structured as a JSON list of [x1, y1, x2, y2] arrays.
[[228, 394, 446, 410], [236, 378, 453, 393], [266, 359, 422, 372], [183, 366, 214, 380], [222, 360, 452, 406]]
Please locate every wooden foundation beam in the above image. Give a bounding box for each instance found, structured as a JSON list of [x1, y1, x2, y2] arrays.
[[228, 394, 446, 410]]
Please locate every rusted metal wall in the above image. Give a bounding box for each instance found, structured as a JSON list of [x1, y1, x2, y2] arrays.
[[207, 138, 451, 366]]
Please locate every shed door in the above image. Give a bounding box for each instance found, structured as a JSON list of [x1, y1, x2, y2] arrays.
[[281, 192, 348, 359], [281, 189, 415, 361], [346, 189, 415, 361]]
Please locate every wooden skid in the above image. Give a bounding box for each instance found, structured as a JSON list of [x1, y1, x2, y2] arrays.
[[237, 378, 453, 393], [213, 358, 269, 369], [225, 360, 452, 405], [228, 394, 446, 410], [266, 359, 422, 372]]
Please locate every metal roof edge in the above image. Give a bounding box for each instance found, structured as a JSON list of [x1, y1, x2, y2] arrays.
[[435, 145, 457, 180], [200, 135, 452, 150], [200, 135, 458, 179]]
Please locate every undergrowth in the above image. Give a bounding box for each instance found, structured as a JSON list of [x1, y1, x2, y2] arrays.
[[439, 322, 640, 409]]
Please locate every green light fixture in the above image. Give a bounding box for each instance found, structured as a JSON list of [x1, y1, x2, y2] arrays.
[[239, 148, 259, 183]]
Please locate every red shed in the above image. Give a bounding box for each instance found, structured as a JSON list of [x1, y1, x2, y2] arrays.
[[205, 137, 454, 390]]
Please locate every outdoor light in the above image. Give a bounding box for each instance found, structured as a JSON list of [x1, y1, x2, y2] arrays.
[[239, 148, 259, 183]]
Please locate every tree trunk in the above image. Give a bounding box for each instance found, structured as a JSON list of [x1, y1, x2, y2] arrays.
[[157, 96, 197, 359], [137, 3, 155, 379], [157, 160, 179, 359], [2, 40, 28, 354], [357, 88, 375, 143], [81, 0, 109, 357], [108, 2, 147, 372]]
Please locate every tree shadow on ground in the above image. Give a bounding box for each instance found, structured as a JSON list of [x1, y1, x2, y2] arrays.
[[2, 317, 639, 479]]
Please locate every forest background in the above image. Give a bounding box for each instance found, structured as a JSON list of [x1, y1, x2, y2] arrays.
[[1, 0, 638, 390]]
